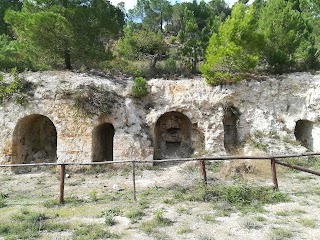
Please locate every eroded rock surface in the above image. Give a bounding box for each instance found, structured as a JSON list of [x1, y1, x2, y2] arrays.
[[1, 71, 320, 167]]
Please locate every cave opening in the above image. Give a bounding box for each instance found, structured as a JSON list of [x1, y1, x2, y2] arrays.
[[223, 107, 240, 153], [92, 123, 115, 162], [294, 120, 313, 150], [12, 114, 57, 165]]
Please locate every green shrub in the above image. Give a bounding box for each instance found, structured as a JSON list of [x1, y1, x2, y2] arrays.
[[0, 68, 28, 105], [173, 182, 290, 212], [102, 207, 122, 226], [164, 58, 177, 75], [0, 209, 49, 239], [168, 36, 177, 44], [125, 207, 145, 223], [0, 199, 6, 208], [132, 77, 148, 97], [140, 209, 172, 234]]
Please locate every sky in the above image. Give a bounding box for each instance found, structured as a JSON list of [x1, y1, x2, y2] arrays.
[[109, 0, 239, 11]]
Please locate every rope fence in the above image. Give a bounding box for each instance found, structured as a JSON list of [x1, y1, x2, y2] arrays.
[[1, 152, 320, 204]]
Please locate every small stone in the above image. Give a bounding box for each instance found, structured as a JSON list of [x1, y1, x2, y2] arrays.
[[113, 184, 120, 191], [112, 184, 124, 191], [66, 174, 70, 178]]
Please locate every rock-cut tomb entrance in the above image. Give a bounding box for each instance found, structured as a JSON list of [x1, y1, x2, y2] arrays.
[[92, 123, 115, 162], [12, 114, 57, 164], [154, 111, 193, 160]]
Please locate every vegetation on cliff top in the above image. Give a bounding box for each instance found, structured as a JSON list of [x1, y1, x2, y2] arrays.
[[0, 0, 319, 84]]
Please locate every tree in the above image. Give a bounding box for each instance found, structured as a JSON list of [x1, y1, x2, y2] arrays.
[[117, 26, 166, 71], [0, 0, 22, 36], [299, 0, 320, 69], [129, 0, 172, 32], [201, 3, 263, 85], [5, 0, 125, 70], [178, 8, 202, 73], [258, 0, 316, 73], [0, 34, 35, 71]]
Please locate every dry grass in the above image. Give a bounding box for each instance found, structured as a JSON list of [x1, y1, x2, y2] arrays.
[[219, 159, 288, 179]]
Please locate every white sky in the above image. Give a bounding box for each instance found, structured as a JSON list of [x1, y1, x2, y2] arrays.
[[110, 0, 239, 11]]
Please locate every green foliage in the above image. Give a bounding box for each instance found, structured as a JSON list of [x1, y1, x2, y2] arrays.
[[89, 190, 97, 202], [102, 208, 122, 226], [0, 0, 22, 36], [5, 0, 125, 70], [258, 0, 315, 73], [132, 77, 148, 97], [298, 218, 316, 228], [178, 8, 202, 73], [1, 0, 318, 76], [0, 34, 37, 71], [116, 27, 166, 72], [286, 156, 320, 170], [201, 3, 263, 85], [164, 58, 177, 75], [0, 68, 27, 105], [140, 209, 172, 233], [269, 227, 293, 239], [73, 224, 119, 239], [0, 192, 7, 208], [0, 209, 48, 239], [125, 207, 145, 223], [172, 182, 290, 212]]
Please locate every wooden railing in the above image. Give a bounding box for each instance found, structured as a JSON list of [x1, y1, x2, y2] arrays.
[[1, 152, 320, 204]]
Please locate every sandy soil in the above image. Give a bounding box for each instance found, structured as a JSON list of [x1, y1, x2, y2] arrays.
[[0, 161, 320, 240]]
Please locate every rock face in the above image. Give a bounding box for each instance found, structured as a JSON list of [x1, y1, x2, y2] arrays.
[[0, 71, 320, 167]]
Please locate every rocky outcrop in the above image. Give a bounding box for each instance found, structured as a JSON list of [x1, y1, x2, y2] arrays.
[[1, 71, 319, 166]]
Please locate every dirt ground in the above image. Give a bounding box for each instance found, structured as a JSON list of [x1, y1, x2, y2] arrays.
[[0, 160, 320, 240]]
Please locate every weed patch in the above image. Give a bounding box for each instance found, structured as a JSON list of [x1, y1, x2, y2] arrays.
[[0, 209, 50, 239], [177, 224, 192, 234], [101, 207, 122, 226], [298, 218, 316, 228], [173, 182, 290, 212], [140, 209, 172, 233], [72, 224, 119, 239], [269, 227, 293, 240], [125, 207, 145, 223]]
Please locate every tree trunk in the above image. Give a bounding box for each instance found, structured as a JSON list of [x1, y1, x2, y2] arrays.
[[150, 53, 160, 72], [160, 11, 163, 32], [192, 48, 197, 73], [64, 49, 72, 70]]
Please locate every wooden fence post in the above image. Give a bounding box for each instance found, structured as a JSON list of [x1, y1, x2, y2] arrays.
[[132, 161, 137, 201], [59, 164, 66, 204], [271, 158, 279, 191], [199, 160, 207, 185]]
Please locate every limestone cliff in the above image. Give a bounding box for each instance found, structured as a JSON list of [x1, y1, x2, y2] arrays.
[[1, 71, 319, 166]]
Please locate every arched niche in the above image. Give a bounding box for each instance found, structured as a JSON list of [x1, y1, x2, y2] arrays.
[[294, 120, 313, 150], [223, 106, 240, 153], [12, 114, 57, 164], [92, 123, 115, 162], [154, 111, 193, 160]]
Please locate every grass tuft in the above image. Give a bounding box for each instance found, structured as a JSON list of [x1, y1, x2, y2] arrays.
[[140, 209, 172, 233], [269, 227, 293, 240], [73, 224, 119, 239], [298, 218, 316, 228], [125, 207, 145, 223]]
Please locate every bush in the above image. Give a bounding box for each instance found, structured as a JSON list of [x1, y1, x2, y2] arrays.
[[0, 68, 28, 105], [168, 36, 177, 44], [132, 77, 148, 97], [164, 58, 177, 75]]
